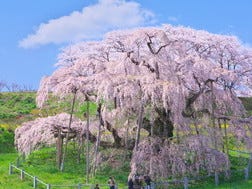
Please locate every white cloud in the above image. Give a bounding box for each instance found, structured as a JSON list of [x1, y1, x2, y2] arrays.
[[243, 42, 252, 49], [19, 0, 155, 48], [167, 16, 179, 22]]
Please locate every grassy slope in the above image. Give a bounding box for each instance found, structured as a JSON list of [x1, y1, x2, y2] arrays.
[[2, 146, 130, 189], [3, 151, 252, 189], [0, 153, 35, 189], [0, 92, 36, 123]]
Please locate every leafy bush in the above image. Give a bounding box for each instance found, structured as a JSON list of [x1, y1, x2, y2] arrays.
[[0, 127, 15, 153], [239, 97, 252, 115]]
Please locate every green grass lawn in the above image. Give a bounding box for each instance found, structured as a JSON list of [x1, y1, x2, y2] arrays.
[[189, 179, 252, 189], [3, 147, 130, 189], [0, 153, 35, 189], [2, 149, 252, 189]]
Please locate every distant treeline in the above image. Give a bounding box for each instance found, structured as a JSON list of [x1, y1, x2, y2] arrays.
[[0, 81, 35, 92]]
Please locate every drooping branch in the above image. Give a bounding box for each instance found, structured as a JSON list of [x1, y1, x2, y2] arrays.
[[126, 51, 155, 73], [182, 76, 215, 117], [146, 34, 169, 55]]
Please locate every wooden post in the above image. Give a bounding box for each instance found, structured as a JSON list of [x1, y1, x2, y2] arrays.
[[16, 157, 20, 167], [218, 119, 224, 153], [245, 167, 249, 180], [210, 80, 217, 150], [47, 184, 51, 189], [164, 181, 169, 189], [78, 183, 82, 189], [9, 164, 13, 175], [20, 169, 25, 180], [224, 118, 229, 155], [184, 177, 189, 189], [215, 172, 219, 186], [60, 90, 77, 172], [248, 153, 252, 172], [150, 113, 154, 177], [86, 99, 90, 183], [151, 182, 155, 189], [56, 127, 63, 169], [22, 153, 25, 162], [33, 176, 38, 188]]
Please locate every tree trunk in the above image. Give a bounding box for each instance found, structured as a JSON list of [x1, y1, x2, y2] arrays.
[[56, 127, 63, 169], [60, 91, 77, 171], [92, 103, 102, 176], [142, 108, 174, 140], [97, 103, 123, 148], [105, 121, 122, 148]]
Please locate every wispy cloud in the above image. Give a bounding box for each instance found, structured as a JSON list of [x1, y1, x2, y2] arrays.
[[243, 42, 252, 49], [19, 0, 155, 48], [168, 16, 179, 22]]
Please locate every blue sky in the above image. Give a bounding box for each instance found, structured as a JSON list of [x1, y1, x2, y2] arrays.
[[0, 0, 251, 90]]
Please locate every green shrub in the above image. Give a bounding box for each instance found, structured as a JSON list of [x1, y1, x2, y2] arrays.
[[0, 127, 15, 153]]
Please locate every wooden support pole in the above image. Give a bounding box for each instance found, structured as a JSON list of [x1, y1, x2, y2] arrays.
[[9, 164, 13, 175], [245, 167, 249, 180], [33, 176, 37, 188], [184, 177, 189, 189], [16, 157, 20, 167], [20, 169, 24, 180], [215, 172, 219, 186]]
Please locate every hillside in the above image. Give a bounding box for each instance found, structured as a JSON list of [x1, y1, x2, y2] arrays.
[[0, 92, 36, 124], [0, 92, 36, 153], [0, 92, 95, 153]]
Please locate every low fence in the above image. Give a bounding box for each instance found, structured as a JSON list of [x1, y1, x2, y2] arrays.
[[9, 163, 50, 189], [153, 150, 252, 189], [9, 162, 251, 189], [152, 169, 250, 189], [9, 163, 116, 189], [9, 150, 252, 189]]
